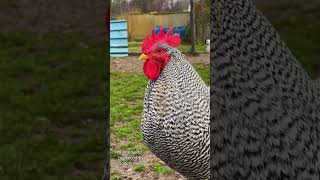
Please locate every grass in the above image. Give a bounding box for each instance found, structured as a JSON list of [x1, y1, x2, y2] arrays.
[[0, 31, 107, 180], [133, 165, 146, 172], [110, 72, 146, 145], [110, 150, 122, 159], [128, 41, 206, 53], [111, 170, 122, 180], [151, 163, 174, 175]]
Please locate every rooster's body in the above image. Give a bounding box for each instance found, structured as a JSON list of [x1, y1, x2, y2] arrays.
[[140, 42, 210, 179]]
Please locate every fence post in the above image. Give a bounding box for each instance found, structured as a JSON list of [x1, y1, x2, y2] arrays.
[[190, 0, 195, 53], [201, 0, 205, 42], [103, 1, 110, 180]]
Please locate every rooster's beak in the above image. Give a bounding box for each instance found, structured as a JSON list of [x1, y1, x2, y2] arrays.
[[139, 53, 148, 61]]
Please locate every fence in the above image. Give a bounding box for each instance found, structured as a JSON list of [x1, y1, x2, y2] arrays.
[[110, 20, 129, 57], [119, 12, 190, 41]]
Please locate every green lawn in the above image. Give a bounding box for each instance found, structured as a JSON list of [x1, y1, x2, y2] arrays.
[[0, 31, 107, 180], [128, 41, 207, 53]]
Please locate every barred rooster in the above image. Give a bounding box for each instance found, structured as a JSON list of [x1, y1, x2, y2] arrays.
[[211, 0, 320, 179], [139, 28, 210, 179]]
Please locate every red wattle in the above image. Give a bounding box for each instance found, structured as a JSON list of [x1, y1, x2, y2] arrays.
[[143, 60, 160, 80]]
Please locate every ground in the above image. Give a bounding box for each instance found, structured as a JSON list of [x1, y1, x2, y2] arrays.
[[110, 54, 210, 180]]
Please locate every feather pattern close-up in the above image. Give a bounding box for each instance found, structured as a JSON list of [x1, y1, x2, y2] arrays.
[[211, 0, 320, 179]]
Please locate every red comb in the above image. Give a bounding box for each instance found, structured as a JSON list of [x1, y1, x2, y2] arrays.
[[142, 27, 181, 54]]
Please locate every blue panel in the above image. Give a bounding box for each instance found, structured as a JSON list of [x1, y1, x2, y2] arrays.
[[110, 22, 127, 31], [110, 31, 128, 39], [111, 53, 128, 57], [174, 26, 186, 38], [110, 39, 128, 47], [110, 20, 128, 58], [154, 26, 170, 35], [110, 47, 129, 53], [155, 26, 160, 34]]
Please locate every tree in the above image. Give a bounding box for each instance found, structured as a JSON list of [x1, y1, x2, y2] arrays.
[[117, 0, 190, 14], [195, 0, 210, 42], [111, 0, 129, 18]]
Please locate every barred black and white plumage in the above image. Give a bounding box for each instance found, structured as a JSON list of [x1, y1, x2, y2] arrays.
[[211, 0, 320, 179], [141, 44, 210, 179]]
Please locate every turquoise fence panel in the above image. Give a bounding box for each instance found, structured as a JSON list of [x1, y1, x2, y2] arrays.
[[110, 47, 129, 53], [110, 21, 127, 31], [110, 31, 128, 39], [111, 53, 128, 57], [110, 20, 128, 57], [110, 39, 128, 47]]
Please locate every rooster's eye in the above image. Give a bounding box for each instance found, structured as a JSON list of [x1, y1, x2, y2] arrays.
[[154, 51, 161, 55]]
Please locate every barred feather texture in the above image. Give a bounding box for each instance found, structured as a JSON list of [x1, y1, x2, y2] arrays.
[[141, 44, 210, 179], [211, 0, 320, 179]]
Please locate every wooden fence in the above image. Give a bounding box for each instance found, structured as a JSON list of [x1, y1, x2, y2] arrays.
[[119, 12, 190, 40]]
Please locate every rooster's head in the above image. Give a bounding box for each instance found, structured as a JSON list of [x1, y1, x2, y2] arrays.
[[139, 27, 180, 80]]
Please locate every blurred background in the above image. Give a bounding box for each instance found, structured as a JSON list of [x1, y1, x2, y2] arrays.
[[0, 1, 107, 180]]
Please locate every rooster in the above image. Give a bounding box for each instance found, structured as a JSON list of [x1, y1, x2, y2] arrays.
[[139, 27, 210, 179], [211, 0, 320, 179]]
